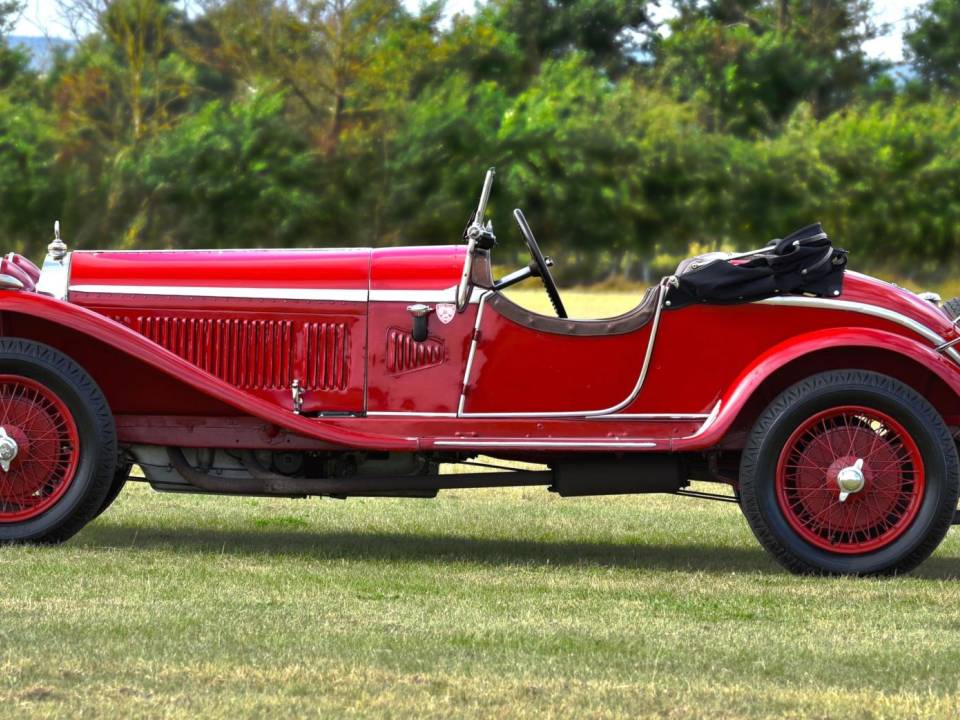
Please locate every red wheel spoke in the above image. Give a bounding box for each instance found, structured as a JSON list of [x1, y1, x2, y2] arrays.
[[0, 375, 79, 524], [775, 405, 924, 554]]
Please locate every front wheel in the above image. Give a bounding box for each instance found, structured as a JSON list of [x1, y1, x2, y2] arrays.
[[740, 370, 959, 575], [0, 339, 117, 543]]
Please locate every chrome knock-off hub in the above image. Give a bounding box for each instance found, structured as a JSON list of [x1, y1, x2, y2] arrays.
[[0, 426, 19, 473], [836, 458, 865, 502]]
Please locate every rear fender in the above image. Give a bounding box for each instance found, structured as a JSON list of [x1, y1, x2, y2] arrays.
[[674, 327, 960, 451], [0, 293, 416, 451]]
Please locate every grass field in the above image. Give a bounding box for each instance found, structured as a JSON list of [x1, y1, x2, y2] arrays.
[[3, 484, 960, 718], [2, 289, 960, 718]]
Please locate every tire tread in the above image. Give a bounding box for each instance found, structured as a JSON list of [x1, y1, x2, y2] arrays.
[[740, 369, 959, 575], [0, 338, 116, 543]]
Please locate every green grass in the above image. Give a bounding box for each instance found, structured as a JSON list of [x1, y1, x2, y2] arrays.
[[2, 483, 960, 718], [3, 288, 960, 718]]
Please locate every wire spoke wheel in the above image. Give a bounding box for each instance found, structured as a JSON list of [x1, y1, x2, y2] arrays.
[[775, 405, 924, 554], [0, 374, 80, 523]]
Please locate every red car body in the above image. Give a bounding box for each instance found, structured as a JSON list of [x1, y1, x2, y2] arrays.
[[21, 248, 960, 452], [0, 175, 958, 575]]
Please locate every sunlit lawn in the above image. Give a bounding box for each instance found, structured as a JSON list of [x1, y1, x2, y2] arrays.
[[1, 290, 960, 718], [2, 483, 960, 718], [505, 286, 641, 317]]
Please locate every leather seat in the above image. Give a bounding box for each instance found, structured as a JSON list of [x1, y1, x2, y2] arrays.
[[486, 286, 659, 337]]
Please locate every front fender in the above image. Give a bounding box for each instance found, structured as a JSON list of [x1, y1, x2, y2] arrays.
[[672, 327, 960, 451], [0, 292, 417, 451]]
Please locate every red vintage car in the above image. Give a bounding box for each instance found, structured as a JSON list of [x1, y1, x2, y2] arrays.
[[0, 169, 957, 575]]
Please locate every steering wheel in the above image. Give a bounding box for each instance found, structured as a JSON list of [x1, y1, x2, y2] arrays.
[[513, 209, 567, 318]]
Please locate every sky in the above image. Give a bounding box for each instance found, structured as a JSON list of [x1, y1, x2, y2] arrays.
[[13, 0, 927, 63]]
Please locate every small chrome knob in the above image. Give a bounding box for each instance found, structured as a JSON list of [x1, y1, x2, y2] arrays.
[[406, 304, 433, 342], [47, 221, 68, 262], [406, 303, 433, 318], [0, 427, 19, 473], [837, 458, 865, 502]]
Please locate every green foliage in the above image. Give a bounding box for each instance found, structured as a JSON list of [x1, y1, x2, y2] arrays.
[[0, 0, 32, 94], [498, 55, 640, 254], [488, 0, 651, 76], [386, 72, 510, 243], [654, 0, 882, 133], [0, 0, 957, 280], [807, 99, 960, 268], [117, 91, 322, 248], [654, 20, 822, 133], [906, 0, 960, 93], [0, 94, 61, 255]]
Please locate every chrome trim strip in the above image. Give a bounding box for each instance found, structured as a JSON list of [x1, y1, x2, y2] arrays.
[[371, 288, 454, 303], [588, 413, 710, 421], [69, 284, 369, 302], [433, 439, 659, 449], [370, 286, 483, 304], [367, 411, 459, 418], [67, 283, 484, 305], [366, 410, 709, 420], [682, 401, 722, 440], [457, 283, 668, 418], [756, 296, 960, 365]]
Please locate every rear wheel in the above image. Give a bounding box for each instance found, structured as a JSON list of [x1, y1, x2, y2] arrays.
[[740, 370, 958, 575], [0, 339, 116, 543]]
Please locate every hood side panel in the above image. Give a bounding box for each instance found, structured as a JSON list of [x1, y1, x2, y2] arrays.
[[68, 248, 372, 292], [68, 249, 373, 414], [370, 246, 467, 293]]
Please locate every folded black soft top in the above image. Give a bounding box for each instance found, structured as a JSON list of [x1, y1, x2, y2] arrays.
[[665, 224, 848, 310]]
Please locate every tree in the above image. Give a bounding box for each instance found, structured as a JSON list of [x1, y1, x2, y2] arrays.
[[47, 1, 218, 245], [0, 0, 20, 38], [905, 0, 960, 93], [0, 95, 62, 258], [56, 0, 200, 145], [384, 71, 508, 245], [0, 1, 32, 93], [653, 0, 882, 133], [204, 0, 435, 153], [488, 0, 652, 77], [118, 90, 323, 248]]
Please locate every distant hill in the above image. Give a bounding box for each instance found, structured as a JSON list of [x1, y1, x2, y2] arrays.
[[8, 35, 74, 72]]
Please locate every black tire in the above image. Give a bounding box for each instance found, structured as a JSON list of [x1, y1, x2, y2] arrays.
[[943, 297, 960, 321], [92, 462, 131, 519], [740, 370, 959, 575], [0, 338, 116, 543]]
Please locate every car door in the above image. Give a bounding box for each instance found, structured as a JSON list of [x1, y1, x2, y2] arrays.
[[459, 288, 661, 416]]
